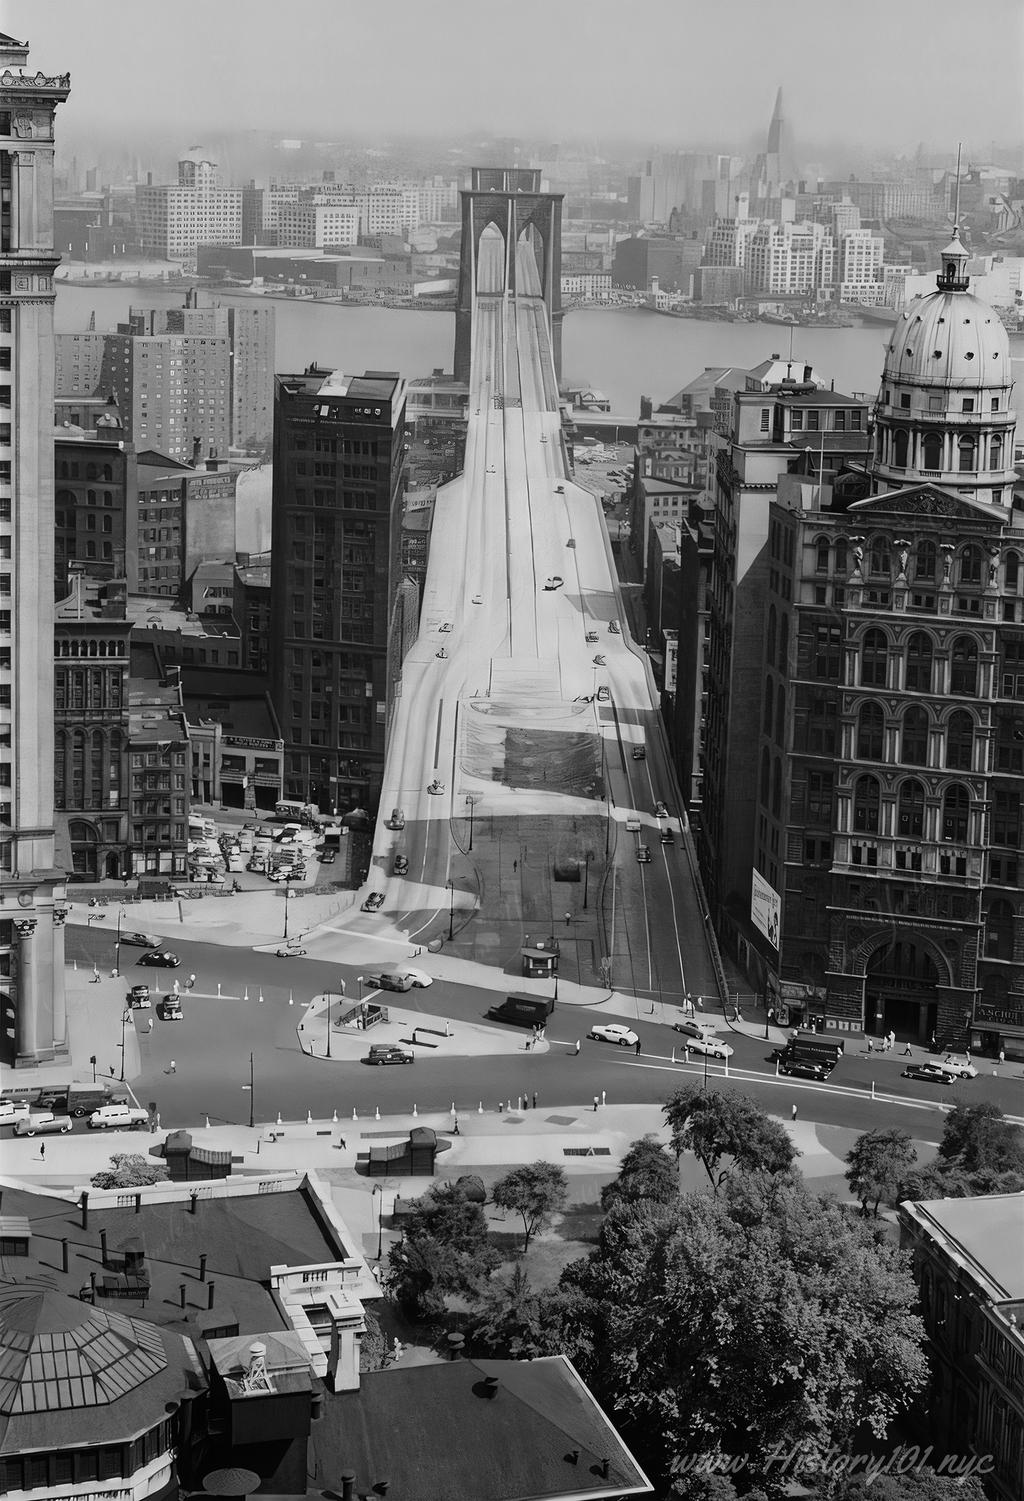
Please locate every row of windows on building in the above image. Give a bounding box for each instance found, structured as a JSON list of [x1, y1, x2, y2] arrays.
[[806, 537, 1015, 586], [879, 428, 1008, 472]]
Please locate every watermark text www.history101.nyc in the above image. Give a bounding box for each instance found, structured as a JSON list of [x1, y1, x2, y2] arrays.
[[675, 1443, 995, 1486]]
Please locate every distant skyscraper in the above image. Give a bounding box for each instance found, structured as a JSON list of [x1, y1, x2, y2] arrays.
[[135, 150, 243, 261], [270, 369, 407, 815], [0, 32, 71, 1065]]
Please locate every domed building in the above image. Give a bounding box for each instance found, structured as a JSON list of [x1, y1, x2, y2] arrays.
[[871, 228, 1018, 507]]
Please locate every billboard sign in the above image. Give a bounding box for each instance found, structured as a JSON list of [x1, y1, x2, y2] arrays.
[[751, 869, 781, 951]]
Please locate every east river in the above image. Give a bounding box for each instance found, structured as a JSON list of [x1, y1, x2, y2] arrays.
[[55, 283, 1024, 423]]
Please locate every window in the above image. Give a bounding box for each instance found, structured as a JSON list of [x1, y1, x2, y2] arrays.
[[995, 715, 1024, 773], [950, 636, 978, 695], [893, 429, 909, 468], [857, 701, 884, 760], [922, 432, 942, 470], [991, 435, 1003, 469], [814, 622, 841, 680], [993, 790, 1020, 849], [914, 540, 937, 582], [806, 770, 833, 824], [897, 779, 925, 838], [905, 631, 933, 692], [902, 705, 929, 765], [861, 628, 888, 687], [985, 897, 1015, 960], [763, 678, 773, 735], [778, 614, 789, 669], [834, 537, 848, 575], [900, 393, 911, 409], [869, 535, 891, 577], [1006, 552, 1019, 592], [760, 408, 770, 432], [760, 748, 770, 806], [958, 436, 976, 472], [942, 784, 970, 842], [960, 545, 982, 585], [853, 774, 880, 833], [946, 710, 974, 771], [815, 537, 830, 574], [766, 605, 776, 666]]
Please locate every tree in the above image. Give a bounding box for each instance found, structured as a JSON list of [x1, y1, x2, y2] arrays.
[[663, 1085, 798, 1193], [90, 1154, 169, 1189], [601, 1134, 679, 1212], [544, 1174, 927, 1496], [384, 1180, 500, 1319], [845, 1128, 917, 1216], [492, 1161, 569, 1251], [938, 1102, 1024, 1176], [469, 1265, 555, 1357]]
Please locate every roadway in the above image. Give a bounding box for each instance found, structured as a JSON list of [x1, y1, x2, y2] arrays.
[[340, 226, 718, 1012], [46, 926, 1022, 1137]]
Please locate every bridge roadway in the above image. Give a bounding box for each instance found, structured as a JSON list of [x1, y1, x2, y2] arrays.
[[339, 229, 719, 1008]]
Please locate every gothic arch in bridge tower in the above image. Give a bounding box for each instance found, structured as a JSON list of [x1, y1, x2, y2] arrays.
[[455, 168, 564, 385]]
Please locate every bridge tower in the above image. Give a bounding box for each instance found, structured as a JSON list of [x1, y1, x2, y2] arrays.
[[454, 167, 563, 386]]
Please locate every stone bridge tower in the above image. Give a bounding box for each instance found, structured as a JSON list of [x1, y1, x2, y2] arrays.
[[454, 167, 563, 385]]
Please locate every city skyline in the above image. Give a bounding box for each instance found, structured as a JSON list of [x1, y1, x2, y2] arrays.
[[8, 0, 1023, 160]]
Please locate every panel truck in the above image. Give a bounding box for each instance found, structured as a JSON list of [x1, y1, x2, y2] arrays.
[[777, 1031, 843, 1080], [487, 994, 555, 1029]]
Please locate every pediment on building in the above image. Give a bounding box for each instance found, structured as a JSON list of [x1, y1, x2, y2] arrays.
[[848, 484, 1003, 524]]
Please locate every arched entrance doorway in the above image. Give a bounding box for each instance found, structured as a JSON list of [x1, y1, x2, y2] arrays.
[[865, 939, 941, 1042]]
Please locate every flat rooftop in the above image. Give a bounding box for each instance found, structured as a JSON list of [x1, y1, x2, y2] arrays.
[[906, 1194, 1024, 1301]]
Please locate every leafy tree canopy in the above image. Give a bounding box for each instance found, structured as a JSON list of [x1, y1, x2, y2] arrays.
[[845, 1128, 917, 1216], [663, 1085, 798, 1193], [937, 1102, 1024, 1176], [601, 1133, 679, 1212], [90, 1154, 169, 1189], [492, 1161, 569, 1251], [384, 1180, 499, 1319]]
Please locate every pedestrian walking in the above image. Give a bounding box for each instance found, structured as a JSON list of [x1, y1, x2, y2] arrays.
[[998, 1049, 1005, 1065], [634, 1038, 642, 1056], [147, 1018, 154, 1033], [168, 1060, 176, 1074], [512, 859, 518, 873], [887, 1029, 896, 1051], [732, 1004, 741, 1022], [903, 1042, 913, 1056], [109, 1064, 115, 1077], [564, 912, 572, 927], [525, 1036, 533, 1052], [867, 1038, 874, 1053], [601, 1089, 606, 1106], [574, 1039, 581, 1055], [523, 1087, 530, 1106], [695, 994, 704, 1010], [90, 967, 100, 984], [452, 1114, 460, 1134], [187, 973, 196, 990], [791, 1104, 798, 1122], [172, 979, 180, 996], [532, 1091, 538, 1110], [593, 1095, 599, 1112], [39, 1142, 45, 1160], [930, 1031, 937, 1050]]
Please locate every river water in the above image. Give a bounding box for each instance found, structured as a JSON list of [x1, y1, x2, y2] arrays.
[[55, 284, 1024, 423]]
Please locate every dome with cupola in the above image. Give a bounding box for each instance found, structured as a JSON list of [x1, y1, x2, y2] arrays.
[[882, 230, 1010, 391], [871, 226, 1017, 508]]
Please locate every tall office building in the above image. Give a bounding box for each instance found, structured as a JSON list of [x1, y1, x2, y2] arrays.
[[135, 151, 242, 261], [0, 34, 70, 1065], [269, 368, 407, 816]]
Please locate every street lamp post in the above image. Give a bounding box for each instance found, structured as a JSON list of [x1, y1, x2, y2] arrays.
[[325, 987, 332, 1060], [119, 1010, 131, 1082], [446, 879, 455, 942], [242, 1051, 255, 1129], [283, 882, 294, 941], [465, 794, 477, 851], [113, 905, 124, 978], [582, 850, 593, 910], [372, 1184, 385, 1261]]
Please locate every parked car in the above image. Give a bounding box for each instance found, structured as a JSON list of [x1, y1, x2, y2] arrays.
[[318, 849, 337, 864], [88, 1105, 149, 1131], [636, 845, 651, 863], [940, 1054, 978, 1079], [158, 997, 183, 1021], [902, 1062, 956, 1087], [589, 1023, 639, 1048], [275, 946, 307, 958], [779, 1057, 831, 1081], [660, 828, 674, 845], [126, 985, 151, 1009], [393, 854, 409, 875], [427, 780, 445, 795], [389, 808, 406, 830], [120, 931, 159, 948], [631, 744, 646, 760], [395, 967, 432, 988], [673, 1018, 719, 1042], [0, 1099, 30, 1124], [138, 951, 180, 968], [365, 1045, 415, 1066], [585, 631, 599, 644], [14, 1112, 72, 1137], [361, 892, 385, 913]]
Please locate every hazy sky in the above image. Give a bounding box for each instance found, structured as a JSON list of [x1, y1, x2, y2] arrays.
[[7, 0, 1024, 156]]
